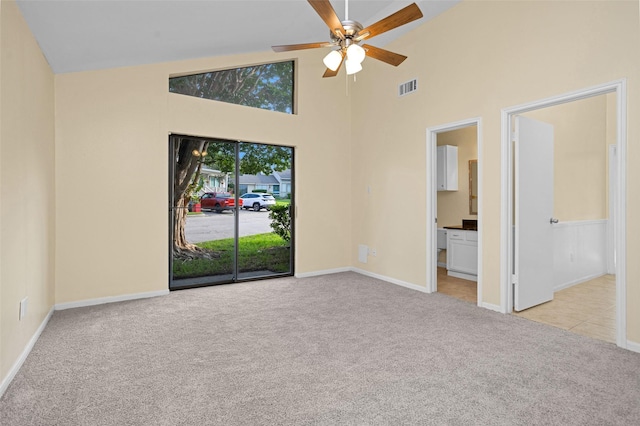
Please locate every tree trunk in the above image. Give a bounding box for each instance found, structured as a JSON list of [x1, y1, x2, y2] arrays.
[[172, 137, 209, 254], [173, 194, 198, 253]]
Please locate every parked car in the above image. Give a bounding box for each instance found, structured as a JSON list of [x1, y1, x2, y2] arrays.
[[200, 192, 242, 213], [240, 193, 276, 211]]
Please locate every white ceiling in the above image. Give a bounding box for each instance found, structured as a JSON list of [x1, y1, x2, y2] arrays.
[[16, 0, 460, 74]]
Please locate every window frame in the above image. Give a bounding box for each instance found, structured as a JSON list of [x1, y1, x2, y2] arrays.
[[168, 59, 296, 114]]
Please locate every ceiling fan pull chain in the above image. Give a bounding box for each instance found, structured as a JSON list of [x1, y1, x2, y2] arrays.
[[345, 69, 349, 96]]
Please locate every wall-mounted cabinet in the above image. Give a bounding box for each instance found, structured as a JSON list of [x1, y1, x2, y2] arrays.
[[437, 145, 458, 191]]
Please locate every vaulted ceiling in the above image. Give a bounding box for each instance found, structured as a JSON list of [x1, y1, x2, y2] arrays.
[[16, 0, 460, 74]]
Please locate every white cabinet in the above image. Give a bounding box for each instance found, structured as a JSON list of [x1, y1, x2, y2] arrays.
[[437, 145, 458, 191], [446, 230, 478, 281]]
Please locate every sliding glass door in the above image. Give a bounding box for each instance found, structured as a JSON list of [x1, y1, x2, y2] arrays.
[[236, 142, 293, 280], [169, 135, 293, 290]]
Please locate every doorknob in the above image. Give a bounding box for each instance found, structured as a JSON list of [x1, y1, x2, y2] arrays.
[[550, 218, 559, 224]]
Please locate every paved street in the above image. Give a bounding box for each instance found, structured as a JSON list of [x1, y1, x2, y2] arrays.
[[185, 209, 272, 243]]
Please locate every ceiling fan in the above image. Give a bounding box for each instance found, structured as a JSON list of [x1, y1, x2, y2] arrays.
[[272, 0, 423, 77]]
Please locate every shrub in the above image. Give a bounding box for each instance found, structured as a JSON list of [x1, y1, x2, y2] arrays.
[[253, 189, 267, 193], [269, 204, 291, 243]]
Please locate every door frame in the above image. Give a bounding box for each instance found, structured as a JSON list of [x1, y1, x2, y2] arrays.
[[426, 118, 483, 306], [500, 79, 627, 348]]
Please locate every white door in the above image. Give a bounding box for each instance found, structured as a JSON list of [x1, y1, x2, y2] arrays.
[[514, 115, 555, 311]]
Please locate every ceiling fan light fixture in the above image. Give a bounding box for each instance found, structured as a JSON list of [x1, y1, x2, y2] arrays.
[[346, 43, 365, 64], [345, 58, 362, 75], [323, 50, 343, 71]]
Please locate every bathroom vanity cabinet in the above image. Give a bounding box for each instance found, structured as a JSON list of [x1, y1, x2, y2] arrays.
[[446, 229, 478, 281]]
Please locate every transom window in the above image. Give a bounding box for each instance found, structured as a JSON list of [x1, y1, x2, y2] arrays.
[[169, 61, 294, 114]]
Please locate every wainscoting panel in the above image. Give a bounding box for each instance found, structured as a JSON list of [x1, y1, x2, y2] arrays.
[[553, 220, 608, 291]]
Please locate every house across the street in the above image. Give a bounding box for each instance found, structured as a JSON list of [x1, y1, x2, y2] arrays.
[[239, 169, 291, 197]]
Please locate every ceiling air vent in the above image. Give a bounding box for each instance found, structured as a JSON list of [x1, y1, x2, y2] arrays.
[[398, 78, 418, 97]]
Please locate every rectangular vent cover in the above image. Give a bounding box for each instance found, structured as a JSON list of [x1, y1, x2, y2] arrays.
[[399, 78, 418, 97]]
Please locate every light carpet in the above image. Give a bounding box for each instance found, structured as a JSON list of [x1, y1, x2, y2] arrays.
[[1, 272, 639, 425]]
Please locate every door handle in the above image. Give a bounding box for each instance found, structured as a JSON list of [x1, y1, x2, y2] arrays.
[[550, 218, 559, 224]]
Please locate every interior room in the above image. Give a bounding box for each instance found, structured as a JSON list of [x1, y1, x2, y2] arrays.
[[511, 93, 617, 343], [434, 125, 479, 304], [1, 0, 639, 423]]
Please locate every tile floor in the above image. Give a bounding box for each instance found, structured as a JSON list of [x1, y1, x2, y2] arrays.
[[437, 267, 477, 304], [513, 274, 616, 344], [437, 268, 616, 344]]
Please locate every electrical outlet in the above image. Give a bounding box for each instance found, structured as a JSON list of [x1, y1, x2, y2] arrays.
[[370, 248, 377, 257], [19, 297, 28, 320]]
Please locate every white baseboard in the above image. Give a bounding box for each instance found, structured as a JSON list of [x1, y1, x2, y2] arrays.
[[295, 267, 352, 279], [0, 307, 54, 398], [481, 302, 503, 313], [447, 270, 478, 282], [351, 267, 429, 293], [55, 289, 169, 310], [554, 272, 606, 292], [626, 340, 640, 354]]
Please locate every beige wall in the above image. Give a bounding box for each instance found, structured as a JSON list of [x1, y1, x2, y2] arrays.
[[0, 0, 55, 385], [3, 0, 640, 389], [437, 126, 478, 227], [523, 94, 608, 221], [54, 49, 352, 303], [350, 0, 639, 340]]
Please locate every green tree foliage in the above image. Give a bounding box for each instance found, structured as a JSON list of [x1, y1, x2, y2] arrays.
[[202, 141, 291, 175], [269, 204, 291, 243], [169, 61, 294, 114]]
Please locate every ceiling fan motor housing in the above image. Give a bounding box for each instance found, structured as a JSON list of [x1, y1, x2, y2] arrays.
[[330, 20, 364, 44]]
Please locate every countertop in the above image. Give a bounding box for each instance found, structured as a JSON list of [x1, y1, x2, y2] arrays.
[[442, 225, 478, 231]]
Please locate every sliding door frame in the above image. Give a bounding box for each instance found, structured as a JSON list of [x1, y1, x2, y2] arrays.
[[168, 134, 295, 290]]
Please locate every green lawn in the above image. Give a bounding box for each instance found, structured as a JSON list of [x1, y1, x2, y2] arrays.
[[172, 233, 290, 279], [276, 199, 291, 207]]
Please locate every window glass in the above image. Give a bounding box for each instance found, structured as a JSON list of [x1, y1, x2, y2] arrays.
[[169, 61, 294, 114]]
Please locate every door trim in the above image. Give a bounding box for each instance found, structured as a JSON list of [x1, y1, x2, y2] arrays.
[[500, 79, 627, 348], [426, 118, 483, 307]]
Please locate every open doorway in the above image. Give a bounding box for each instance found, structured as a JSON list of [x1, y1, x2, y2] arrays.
[[427, 119, 482, 306], [501, 80, 627, 348]]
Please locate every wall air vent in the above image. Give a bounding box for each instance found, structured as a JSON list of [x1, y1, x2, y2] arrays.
[[398, 78, 418, 97]]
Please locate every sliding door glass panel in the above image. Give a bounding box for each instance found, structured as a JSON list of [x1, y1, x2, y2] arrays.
[[170, 136, 237, 289], [236, 142, 293, 280], [170, 136, 294, 289]]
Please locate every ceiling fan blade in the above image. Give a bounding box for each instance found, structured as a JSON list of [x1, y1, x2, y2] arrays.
[[272, 42, 332, 52], [323, 54, 345, 78], [308, 0, 345, 38], [362, 44, 407, 66], [358, 3, 423, 40]]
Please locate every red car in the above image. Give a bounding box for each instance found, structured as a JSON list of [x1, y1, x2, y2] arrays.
[[200, 192, 242, 213]]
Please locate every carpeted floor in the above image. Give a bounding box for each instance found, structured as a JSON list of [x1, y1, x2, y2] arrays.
[[1, 272, 639, 425]]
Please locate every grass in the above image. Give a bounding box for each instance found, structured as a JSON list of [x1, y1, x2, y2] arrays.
[[276, 199, 291, 207], [172, 233, 290, 279]]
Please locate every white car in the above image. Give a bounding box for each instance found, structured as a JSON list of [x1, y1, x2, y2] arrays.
[[240, 193, 277, 211]]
